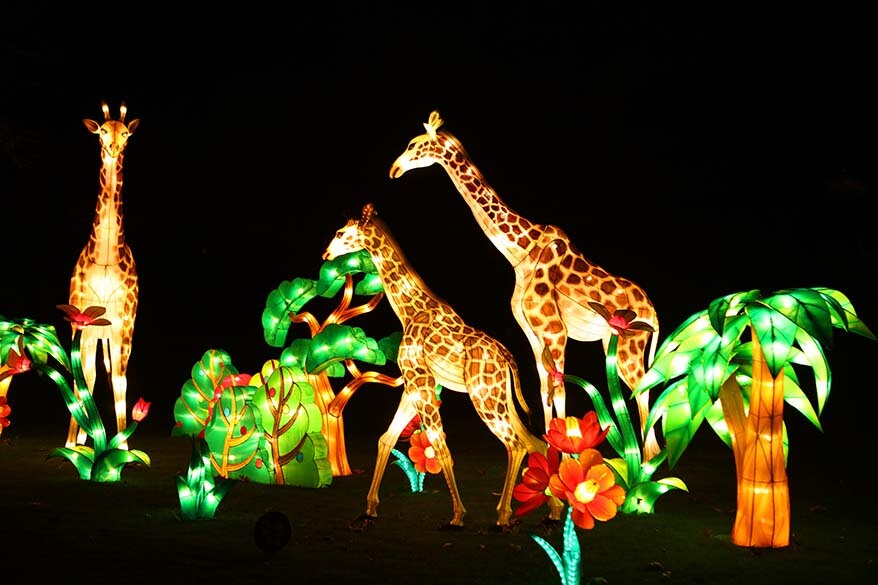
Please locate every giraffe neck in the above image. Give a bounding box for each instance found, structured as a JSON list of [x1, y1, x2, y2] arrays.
[[364, 218, 442, 323], [438, 133, 535, 264], [87, 152, 127, 265]]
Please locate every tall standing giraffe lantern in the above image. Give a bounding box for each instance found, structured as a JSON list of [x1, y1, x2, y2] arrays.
[[390, 111, 662, 461], [67, 101, 140, 449]]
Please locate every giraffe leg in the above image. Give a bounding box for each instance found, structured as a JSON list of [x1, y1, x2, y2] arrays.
[[464, 361, 527, 527], [108, 339, 129, 449], [513, 280, 568, 432], [533, 334, 567, 429], [427, 427, 466, 527], [363, 392, 419, 519], [496, 440, 530, 527]]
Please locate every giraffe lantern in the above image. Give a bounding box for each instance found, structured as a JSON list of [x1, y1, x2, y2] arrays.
[[323, 203, 562, 528], [67, 101, 140, 449], [389, 111, 662, 462]]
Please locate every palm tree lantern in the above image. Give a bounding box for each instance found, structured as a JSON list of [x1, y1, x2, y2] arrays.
[[637, 287, 875, 548]]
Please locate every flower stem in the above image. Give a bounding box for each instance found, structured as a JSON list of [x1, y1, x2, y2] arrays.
[[605, 335, 641, 484], [69, 329, 107, 454]]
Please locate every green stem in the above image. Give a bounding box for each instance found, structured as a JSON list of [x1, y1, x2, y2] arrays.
[[70, 329, 107, 454], [562, 374, 624, 457], [108, 421, 139, 450], [605, 335, 642, 485], [33, 363, 91, 431]]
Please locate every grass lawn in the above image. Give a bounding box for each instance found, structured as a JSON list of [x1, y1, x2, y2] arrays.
[[1, 406, 875, 585]]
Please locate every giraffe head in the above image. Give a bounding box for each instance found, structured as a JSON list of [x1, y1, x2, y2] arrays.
[[389, 111, 447, 179], [322, 203, 376, 261], [83, 101, 140, 159]]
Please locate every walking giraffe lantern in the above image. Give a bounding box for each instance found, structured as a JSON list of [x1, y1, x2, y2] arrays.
[[389, 111, 662, 462], [323, 203, 563, 528], [67, 101, 140, 449]]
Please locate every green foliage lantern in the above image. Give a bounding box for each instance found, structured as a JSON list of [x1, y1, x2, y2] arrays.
[[172, 350, 331, 489]]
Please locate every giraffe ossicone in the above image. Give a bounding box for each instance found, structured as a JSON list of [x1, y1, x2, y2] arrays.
[[389, 110, 663, 462], [67, 101, 140, 450], [324, 203, 562, 528]]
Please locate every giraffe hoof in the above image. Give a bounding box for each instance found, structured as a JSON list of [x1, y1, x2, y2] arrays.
[[541, 515, 561, 526], [535, 516, 561, 536], [348, 514, 377, 532], [439, 521, 465, 531]]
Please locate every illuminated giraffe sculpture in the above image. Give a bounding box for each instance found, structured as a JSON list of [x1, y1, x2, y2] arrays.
[[323, 203, 561, 528], [66, 101, 140, 449], [390, 111, 661, 461]]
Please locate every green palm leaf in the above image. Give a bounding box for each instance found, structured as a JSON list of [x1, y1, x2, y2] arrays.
[[746, 305, 799, 377], [708, 289, 761, 334], [0, 318, 70, 371], [814, 287, 876, 339], [759, 289, 837, 348], [793, 328, 831, 416], [645, 381, 709, 468]]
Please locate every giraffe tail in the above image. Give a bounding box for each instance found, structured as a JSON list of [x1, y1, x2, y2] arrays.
[[503, 348, 533, 427]]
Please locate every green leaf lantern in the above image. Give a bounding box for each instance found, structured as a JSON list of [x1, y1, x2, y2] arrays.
[[250, 361, 331, 488], [173, 349, 239, 436], [262, 277, 320, 348], [204, 375, 271, 483], [306, 323, 387, 374]]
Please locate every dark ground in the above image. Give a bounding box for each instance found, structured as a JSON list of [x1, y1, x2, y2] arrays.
[[0, 413, 875, 585]]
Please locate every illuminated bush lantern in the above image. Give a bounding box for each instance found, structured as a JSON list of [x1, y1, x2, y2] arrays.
[[171, 242, 428, 514], [260, 249, 408, 477], [636, 287, 875, 547], [172, 352, 331, 489], [0, 306, 150, 481]]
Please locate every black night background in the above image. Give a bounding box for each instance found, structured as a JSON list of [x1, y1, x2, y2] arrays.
[[1, 7, 876, 578]]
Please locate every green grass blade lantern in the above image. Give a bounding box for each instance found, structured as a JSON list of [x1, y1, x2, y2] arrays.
[[0, 307, 151, 482], [176, 436, 234, 521], [543, 302, 689, 515]]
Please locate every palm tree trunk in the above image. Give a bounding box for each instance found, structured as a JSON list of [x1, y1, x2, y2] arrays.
[[308, 372, 352, 477], [731, 331, 790, 547]]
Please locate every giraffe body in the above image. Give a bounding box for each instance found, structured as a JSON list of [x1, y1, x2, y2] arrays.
[[323, 203, 561, 527], [67, 102, 140, 449], [390, 111, 661, 461]]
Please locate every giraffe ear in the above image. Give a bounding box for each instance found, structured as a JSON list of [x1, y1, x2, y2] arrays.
[[83, 119, 100, 134], [424, 111, 442, 138], [361, 203, 376, 223], [127, 119, 140, 134]]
